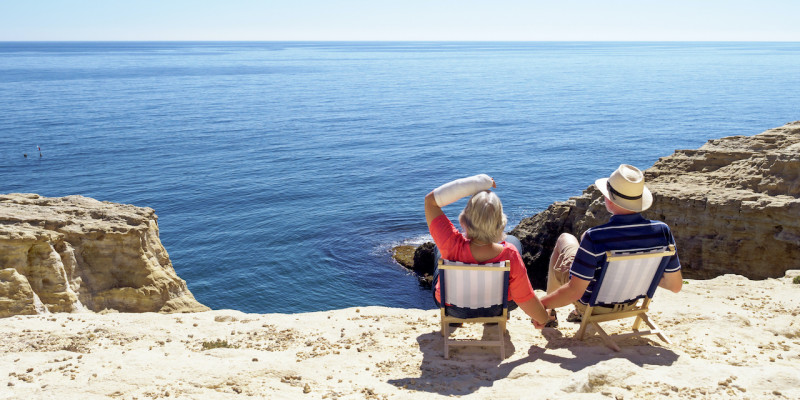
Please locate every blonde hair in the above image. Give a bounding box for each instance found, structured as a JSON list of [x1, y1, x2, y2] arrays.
[[458, 190, 507, 244]]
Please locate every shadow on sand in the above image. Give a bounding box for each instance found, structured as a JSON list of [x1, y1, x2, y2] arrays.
[[387, 325, 679, 397]]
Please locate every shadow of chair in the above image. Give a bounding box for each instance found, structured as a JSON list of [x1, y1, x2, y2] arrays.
[[387, 329, 526, 396], [386, 325, 679, 397]]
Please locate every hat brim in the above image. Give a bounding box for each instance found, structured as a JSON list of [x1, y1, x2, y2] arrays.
[[595, 178, 653, 213]]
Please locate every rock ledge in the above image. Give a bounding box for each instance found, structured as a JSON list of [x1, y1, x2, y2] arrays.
[[0, 194, 209, 317]]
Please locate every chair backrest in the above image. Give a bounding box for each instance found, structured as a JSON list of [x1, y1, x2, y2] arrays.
[[439, 259, 510, 310], [589, 245, 676, 307]]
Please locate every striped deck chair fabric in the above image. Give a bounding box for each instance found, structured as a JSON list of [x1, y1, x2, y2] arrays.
[[441, 260, 507, 310], [577, 245, 676, 351], [439, 259, 510, 359]]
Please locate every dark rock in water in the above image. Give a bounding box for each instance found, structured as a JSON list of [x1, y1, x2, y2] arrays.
[[412, 242, 436, 277], [391, 242, 436, 286], [391, 245, 415, 269]]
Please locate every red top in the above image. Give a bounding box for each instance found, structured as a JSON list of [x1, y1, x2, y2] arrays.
[[430, 214, 536, 304]]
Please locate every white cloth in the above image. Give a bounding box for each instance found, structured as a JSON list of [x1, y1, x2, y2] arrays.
[[433, 174, 493, 207]]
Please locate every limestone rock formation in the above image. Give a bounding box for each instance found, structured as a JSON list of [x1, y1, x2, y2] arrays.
[[0, 194, 209, 317], [511, 121, 800, 287]]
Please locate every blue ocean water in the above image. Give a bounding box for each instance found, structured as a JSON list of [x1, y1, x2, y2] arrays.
[[1, 42, 799, 314]]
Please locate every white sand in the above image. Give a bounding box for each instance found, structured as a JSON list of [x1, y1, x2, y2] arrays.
[[2, 271, 799, 400]]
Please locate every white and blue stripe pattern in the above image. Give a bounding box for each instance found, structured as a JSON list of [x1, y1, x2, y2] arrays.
[[594, 247, 670, 305], [570, 213, 681, 305], [441, 260, 507, 309]]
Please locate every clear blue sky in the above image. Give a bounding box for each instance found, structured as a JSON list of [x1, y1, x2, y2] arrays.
[[2, 0, 799, 41]]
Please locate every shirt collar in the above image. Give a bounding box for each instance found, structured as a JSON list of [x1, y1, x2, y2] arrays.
[[608, 213, 646, 225]]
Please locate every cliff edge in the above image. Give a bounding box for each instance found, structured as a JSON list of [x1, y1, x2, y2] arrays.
[[0, 194, 209, 317]]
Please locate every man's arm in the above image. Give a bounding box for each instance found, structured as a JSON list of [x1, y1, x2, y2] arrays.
[[540, 276, 590, 310], [658, 270, 683, 293]]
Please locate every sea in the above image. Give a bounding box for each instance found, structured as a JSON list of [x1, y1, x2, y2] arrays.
[[1, 42, 799, 314]]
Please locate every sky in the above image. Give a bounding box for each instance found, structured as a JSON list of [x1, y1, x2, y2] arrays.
[[1, 0, 799, 41]]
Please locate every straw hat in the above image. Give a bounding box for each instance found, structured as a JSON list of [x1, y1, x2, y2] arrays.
[[595, 164, 653, 212]]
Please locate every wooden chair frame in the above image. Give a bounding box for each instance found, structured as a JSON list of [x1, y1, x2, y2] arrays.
[[438, 259, 510, 359], [575, 245, 675, 352]]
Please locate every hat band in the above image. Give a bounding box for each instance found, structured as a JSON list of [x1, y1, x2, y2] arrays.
[[607, 182, 642, 201]]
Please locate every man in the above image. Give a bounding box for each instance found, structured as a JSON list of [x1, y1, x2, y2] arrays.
[[538, 164, 682, 326]]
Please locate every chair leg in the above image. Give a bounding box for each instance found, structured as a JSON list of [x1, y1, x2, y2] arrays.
[[576, 306, 593, 340], [498, 324, 506, 359], [640, 314, 672, 344], [592, 322, 621, 352], [444, 333, 450, 359], [440, 309, 446, 337], [443, 322, 450, 359], [634, 299, 650, 331], [632, 315, 643, 331]]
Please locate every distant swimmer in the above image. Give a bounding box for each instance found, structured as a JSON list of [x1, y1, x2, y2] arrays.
[[24, 153, 27, 158]]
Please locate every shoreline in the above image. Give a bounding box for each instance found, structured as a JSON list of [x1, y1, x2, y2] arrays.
[[3, 272, 799, 399]]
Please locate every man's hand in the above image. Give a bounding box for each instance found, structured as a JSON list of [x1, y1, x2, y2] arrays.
[[531, 309, 556, 329]]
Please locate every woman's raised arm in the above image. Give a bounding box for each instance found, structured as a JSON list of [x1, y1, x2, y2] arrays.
[[425, 174, 496, 227]]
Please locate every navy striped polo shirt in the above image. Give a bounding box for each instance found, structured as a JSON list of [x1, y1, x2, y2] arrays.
[[570, 213, 681, 305]]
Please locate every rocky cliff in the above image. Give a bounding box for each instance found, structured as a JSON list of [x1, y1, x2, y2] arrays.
[[395, 121, 800, 289], [0, 194, 209, 317], [510, 121, 800, 288]]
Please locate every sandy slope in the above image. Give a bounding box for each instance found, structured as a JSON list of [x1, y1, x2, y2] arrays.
[[2, 272, 799, 400]]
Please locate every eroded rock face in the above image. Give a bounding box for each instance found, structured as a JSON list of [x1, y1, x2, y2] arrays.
[[0, 194, 209, 317], [511, 121, 800, 287]]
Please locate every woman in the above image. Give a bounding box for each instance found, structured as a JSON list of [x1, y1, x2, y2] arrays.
[[424, 174, 552, 328]]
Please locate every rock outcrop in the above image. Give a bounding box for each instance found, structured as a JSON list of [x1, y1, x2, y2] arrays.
[[392, 242, 436, 286], [395, 122, 800, 289], [0, 194, 209, 317], [511, 121, 800, 288]]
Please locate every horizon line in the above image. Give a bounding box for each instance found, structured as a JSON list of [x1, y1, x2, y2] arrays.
[[2, 39, 800, 43]]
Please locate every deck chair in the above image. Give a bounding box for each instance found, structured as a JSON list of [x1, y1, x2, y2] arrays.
[[438, 259, 510, 359], [575, 245, 676, 352]]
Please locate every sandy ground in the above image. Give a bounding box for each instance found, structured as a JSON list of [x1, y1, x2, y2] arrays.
[[2, 271, 799, 400]]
